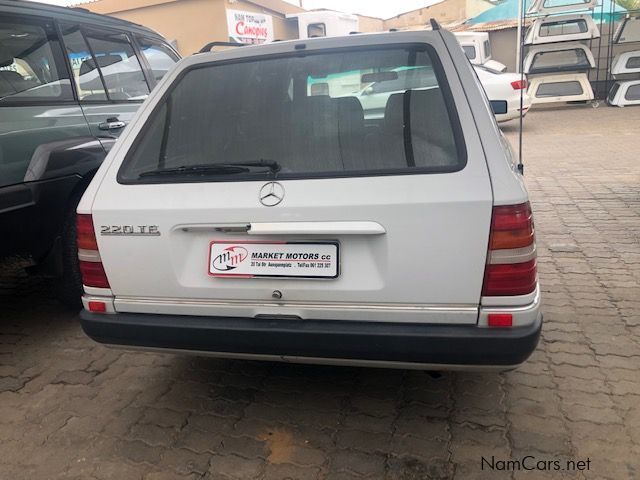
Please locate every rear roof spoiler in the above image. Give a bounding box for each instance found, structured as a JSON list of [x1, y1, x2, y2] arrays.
[[198, 41, 246, 54]]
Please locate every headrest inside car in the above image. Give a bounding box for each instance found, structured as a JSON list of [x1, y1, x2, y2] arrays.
[[79, 54, 123, 75], [0, 45, 15, 68]]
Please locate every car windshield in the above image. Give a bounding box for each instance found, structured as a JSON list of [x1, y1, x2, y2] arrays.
[[119, 46, 463, 183]]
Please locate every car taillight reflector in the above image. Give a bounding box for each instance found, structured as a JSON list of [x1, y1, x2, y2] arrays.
[[77, 214, 98, 250], [483, 202, 537, 297], [488, 313, 513, 327], [79, 260, 110, 288], [88, 301, 107, 313], [511, 79, 528, 90]]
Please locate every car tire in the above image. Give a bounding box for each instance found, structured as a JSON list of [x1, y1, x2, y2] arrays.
[[55, 193, 84, 309]]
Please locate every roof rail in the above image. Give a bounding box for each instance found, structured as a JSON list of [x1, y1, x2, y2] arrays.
[[198, 41, 246, 54], [349, 31, 361, 35], [429, 18, 441, 30]]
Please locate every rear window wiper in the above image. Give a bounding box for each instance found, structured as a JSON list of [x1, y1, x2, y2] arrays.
[[138, 160, 281, 178], [230, 160, 281, 173]]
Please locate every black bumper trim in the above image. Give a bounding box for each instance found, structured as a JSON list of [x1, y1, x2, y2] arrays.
[[80, 311, 542, 367]]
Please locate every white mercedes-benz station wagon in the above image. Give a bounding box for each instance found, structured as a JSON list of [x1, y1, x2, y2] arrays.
[[77, 27, 542, 370]]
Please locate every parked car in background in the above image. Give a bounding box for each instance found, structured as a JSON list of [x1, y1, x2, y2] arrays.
[[0, 0, 179, 305], [474, 65, 531, 122], [353, 66, 438, 119], [78, 28, 542, 371]]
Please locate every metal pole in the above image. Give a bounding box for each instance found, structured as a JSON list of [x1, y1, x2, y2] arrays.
[[516, 0, 524, 73], [518, 0, 525, 173]]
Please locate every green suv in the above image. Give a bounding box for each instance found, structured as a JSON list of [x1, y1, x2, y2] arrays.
[[0, 0, 179, 305]]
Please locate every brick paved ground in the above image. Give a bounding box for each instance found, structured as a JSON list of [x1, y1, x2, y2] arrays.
[[1, 105, 639, 480]]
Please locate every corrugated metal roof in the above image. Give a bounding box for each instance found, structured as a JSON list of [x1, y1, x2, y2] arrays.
[[448, 19, 532, 31], [467, 0, 626, 24]]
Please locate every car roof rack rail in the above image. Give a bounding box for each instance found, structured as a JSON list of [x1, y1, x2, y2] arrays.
[[198, 41, 246, 54]]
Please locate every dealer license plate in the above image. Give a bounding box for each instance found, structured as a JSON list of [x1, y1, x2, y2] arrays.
[[208, 241, 339, 278]]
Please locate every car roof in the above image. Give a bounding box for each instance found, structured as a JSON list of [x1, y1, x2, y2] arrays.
[[0, 0, 165, 39], [187, 29, 447, 69]]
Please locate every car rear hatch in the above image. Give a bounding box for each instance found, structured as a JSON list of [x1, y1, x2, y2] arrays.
[[90, 37, 493, 325]]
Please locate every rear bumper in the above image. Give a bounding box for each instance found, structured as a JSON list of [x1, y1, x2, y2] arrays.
[[80, 311, 542, 369]]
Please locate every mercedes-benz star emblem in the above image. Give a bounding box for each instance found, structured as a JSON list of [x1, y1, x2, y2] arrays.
[[259, 182, 285, 207]]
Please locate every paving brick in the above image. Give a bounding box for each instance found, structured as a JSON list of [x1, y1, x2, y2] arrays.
[[52, 370, 95, 385], [157, 448, 211, 475], [115, 439, 166, 465], [208, 454, 263, 479], [262, 463, 321, 480], [328, 449, 386, 477]]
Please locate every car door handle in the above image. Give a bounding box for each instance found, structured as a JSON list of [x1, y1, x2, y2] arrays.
[[98, 118, 126, 130], [248, 221, 386, 235]]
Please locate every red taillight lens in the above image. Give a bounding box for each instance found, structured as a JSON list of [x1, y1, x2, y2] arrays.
[[490, 203, 534, 249], [79, 260, 110, 288], [511, 79, 528, 90], [483, 259, 537, 296], [77, 213, 110, 289], [77, 214, 98, 250], [483, 202, 537, 297]]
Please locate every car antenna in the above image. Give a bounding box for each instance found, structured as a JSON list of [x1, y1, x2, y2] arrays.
[[517, 0, 525, 175], [429, 18, 441, 30]]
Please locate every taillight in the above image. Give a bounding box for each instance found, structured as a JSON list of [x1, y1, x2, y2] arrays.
[[77, 213, 99, 250], [511, 79, 528, 90], [76, 214, 110, 289], [482, 203, 536, 297]]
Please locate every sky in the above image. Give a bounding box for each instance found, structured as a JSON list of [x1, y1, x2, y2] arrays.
[[31, 0, 443, 19]]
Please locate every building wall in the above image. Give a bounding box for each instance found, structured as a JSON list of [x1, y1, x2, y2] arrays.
[[383, 0, 467, 29], [84, 0, 302, 55], [488, 28, 518, 72], [356, 15, 385, 32], [382, 0, 493, 30]]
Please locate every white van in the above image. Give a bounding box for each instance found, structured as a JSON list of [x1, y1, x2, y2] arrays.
[[77, 29, 542, 370]]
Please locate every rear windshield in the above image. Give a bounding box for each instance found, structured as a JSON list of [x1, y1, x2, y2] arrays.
[[536, 80, 583, 97], [539, 19, 588, 37], [529, 49, 591, 74], [118, 46, 464, 184]]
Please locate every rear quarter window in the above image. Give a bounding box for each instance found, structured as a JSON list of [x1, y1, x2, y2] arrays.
[[0, 19, 72, 103], [608, 82, 620, 102], [118, 45, 466, 184], [462, 45, 476, 60], [625, 84, 640, 101], [536, 80, 583, 97], [625, 56, 640, 69]]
